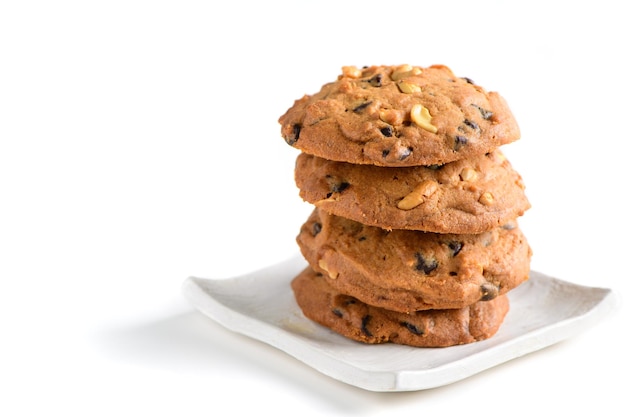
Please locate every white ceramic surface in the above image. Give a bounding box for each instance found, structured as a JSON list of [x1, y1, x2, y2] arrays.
[[182, 254, 617, 392]]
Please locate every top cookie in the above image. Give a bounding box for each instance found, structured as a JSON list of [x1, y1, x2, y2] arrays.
[[279, 64, 520, 167]]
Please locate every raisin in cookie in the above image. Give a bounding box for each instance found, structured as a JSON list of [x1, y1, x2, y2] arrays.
[[295, 149, 529, 234], [279, 64, 520, 167], [292, 267, 510, 347], [297, 208, 531, 313]]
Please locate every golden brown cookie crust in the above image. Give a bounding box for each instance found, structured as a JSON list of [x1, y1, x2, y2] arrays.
[[295, 149, 530, 234], [296, 209, 531, 313], [279, 64, 520, 167], [291, 267, 510, 347]]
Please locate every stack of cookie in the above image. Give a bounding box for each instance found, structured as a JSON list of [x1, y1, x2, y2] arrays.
[[278, 64, 532, 347]]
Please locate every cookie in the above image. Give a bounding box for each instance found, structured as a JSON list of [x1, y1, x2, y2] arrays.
[[291, 267, 510, 347], [279, 64, 520, 167], [294, 149, 530, 234], [297, 208, 531, 313]]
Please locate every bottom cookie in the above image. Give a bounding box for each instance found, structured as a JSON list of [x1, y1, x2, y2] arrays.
[[291, 267, 510, 348]]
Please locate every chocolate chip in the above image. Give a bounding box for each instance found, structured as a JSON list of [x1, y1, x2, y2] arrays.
[[361, 315, 373, 337], [285, 124, 301, 145], [382, 146, 412, 161], [380, 126, 393, 137], [325, 177, 350, 197], [462, 77, 475, 85], [352, 101, 373, 113], [454, 135, 468, 150], [335, 295, 356, 310], [471, 104, 493, 120], [331, 181, 350, 193], [448, 241, 463, 257], [463, 119, 479, 130], [367, 74, 383, 87], [398, 146, 412, 160], [501, 222, 517, 230], [415, 253, 438, 275], [358, 236, 367, 241], [332, 308, 343, 318], [401, 321, 424, 336], [480, 283, 499, 301], [312, 222, 322, 236]]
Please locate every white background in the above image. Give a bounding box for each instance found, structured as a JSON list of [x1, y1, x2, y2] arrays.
[[1, 1, 624, 415]]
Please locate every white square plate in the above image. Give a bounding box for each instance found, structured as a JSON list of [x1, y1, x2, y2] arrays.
[[182, 254, 617, 392]]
